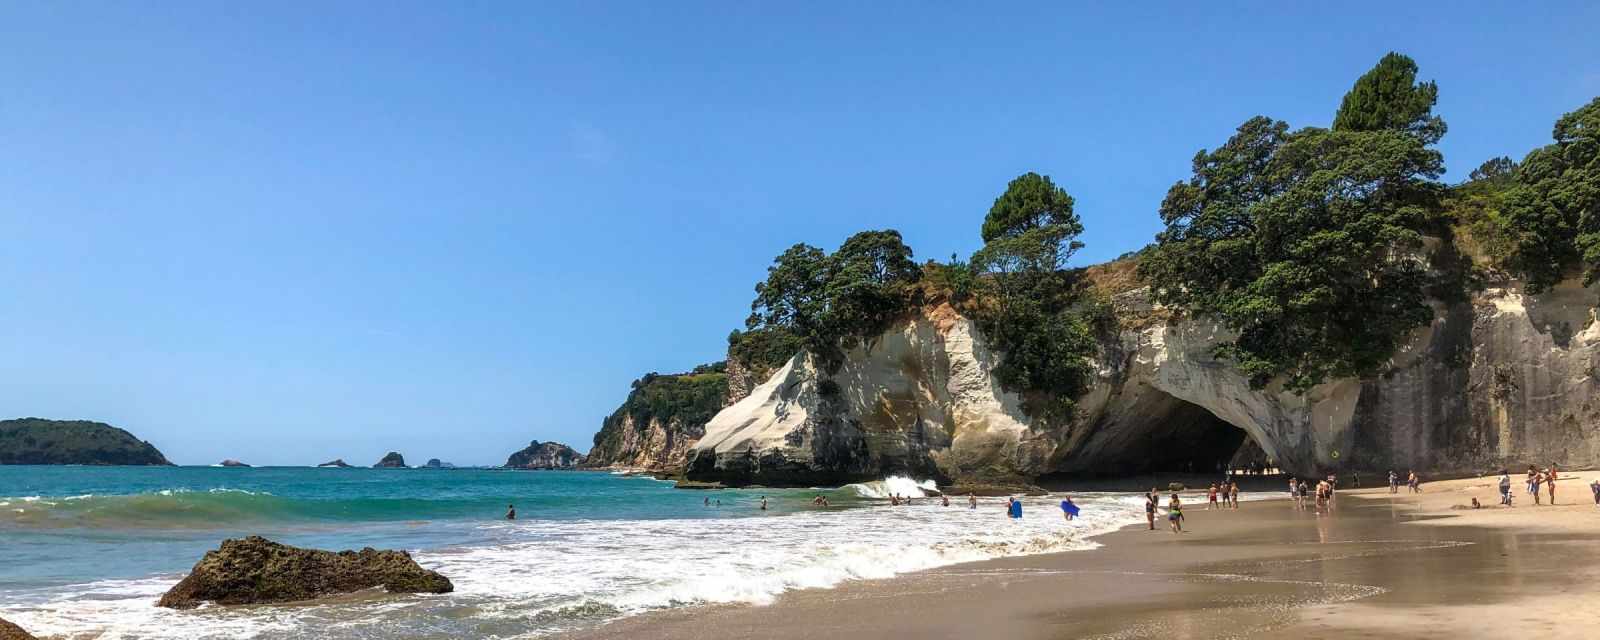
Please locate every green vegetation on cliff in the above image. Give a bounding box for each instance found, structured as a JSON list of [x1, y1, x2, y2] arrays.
[[587, 367, 730, 466], [0, 418, 172, 466]]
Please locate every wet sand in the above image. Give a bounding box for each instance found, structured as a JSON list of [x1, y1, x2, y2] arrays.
[[562, 474, 1600, 639]]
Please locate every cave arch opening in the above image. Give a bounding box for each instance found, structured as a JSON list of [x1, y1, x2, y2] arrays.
[[1049, 388, 1274, 477]]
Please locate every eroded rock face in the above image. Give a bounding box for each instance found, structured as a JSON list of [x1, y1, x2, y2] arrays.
[[0, 617, 37, 640], [687, 305, 1034, 486], [156, 536, 452, 609], [584, 369, 730, 472], [504, 441, 584, 469], [687, 279, 1600, 484]]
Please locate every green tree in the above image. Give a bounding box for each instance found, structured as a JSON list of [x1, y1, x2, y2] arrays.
[[980, 172, 1085, 270], [967, 173, 1100, 419], [1503, 97, 1600, 292], [1333, 52, 1447, 145], [1468, 156, 1518, 185], [745, 230, 920, 372], [1140, 116, 1444, 390]]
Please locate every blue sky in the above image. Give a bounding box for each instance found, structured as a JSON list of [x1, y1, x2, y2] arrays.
[[3, 3, 1596, 466]]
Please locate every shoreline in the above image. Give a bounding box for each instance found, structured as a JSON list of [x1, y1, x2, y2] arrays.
[[560, 472, 1600, 639]]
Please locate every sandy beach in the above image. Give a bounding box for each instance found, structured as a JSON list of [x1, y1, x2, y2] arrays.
[[563, 473, 1600, 639]]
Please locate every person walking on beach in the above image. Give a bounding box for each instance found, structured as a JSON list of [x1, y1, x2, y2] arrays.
[[1407, 470, 1421, 493], [1167, 494, 1184, 533], [1229, 481, 1240, 509], [1590, 478, 1600, 507], [1207, 484, 1219, 510], [505, 504, 516, 520], [1060, 496, 1078, 521], [1389, 470, 1399, 494], [1530, 469, 1543, 505], [1145, 491, 1158, 530], [1499, 470, 1513, 506], [969, 493, 977, 510]]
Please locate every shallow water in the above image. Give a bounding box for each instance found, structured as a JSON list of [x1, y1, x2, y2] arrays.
[[0, 466, 1142, 639]]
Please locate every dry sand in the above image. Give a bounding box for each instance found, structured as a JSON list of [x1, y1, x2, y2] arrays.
[[561, 473, 1600, 640]]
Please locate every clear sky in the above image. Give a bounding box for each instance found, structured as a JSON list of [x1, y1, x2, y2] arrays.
[[3, 3, 1597, 466]]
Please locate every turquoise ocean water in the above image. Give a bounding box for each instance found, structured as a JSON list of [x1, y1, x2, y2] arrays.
[[0, 466, 1141, 639]]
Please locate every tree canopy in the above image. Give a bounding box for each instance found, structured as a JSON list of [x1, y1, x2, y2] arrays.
[[1333, 52, 1447, 145], [745, 230, 921, 372], [1502, 97, 1600, 292], [1140, 113, 1445, 390]]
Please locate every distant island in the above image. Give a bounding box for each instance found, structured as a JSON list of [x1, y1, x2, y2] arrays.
[[218, 459, 251, 467], [0, 418, 172, 466], [316, 459, 353, 468], [504, 440, 584, 469], [373, 452, 408, 468]]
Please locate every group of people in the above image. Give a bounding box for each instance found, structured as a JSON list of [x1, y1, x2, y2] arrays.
[[1205, 482, 1240, 510], [1286, 475, 1338, 513], [1387, 469, 1423, 493], [1141, 488, 1186, 533], [1496, 465, 1562, 506]]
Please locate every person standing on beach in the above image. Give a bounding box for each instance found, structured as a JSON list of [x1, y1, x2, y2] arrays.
[[1408, 470, 1421, 493], [1145, 491, 1157, 530], [1167, 494, 1184, 533], [1229, 481, 1240, 509], [1389, 470, 1399, 494], [1499, 470, 1512, 506], [1207, 484, 1219, 510], [1546, 465, 1558, 504], [1590, 478, 1600, 506], [1530, 469, 1543, 505]]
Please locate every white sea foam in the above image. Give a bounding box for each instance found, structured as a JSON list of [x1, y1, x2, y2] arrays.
[[845, 475, 940, 498], [3, 490, 1145, 639]]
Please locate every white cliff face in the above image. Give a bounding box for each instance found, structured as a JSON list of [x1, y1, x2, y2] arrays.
[[687, 279, 1600, 485], [688, 306, 1034, 485]]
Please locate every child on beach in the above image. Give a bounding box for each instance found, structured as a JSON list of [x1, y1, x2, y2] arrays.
[[1167, 494, 1183, 533], [1499, 471, 1512, 506], [1229, 482, 1240, 509]]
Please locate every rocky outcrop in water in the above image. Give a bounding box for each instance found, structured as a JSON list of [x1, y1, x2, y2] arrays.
[[156, 536, 452, 609], [0, 418, 172, 466], [0, 617, 36, 640], [583, 367, 730, 472], [422, 458, 455, 469], [219, 459, 250, 467], [372, 452, 407, 468], [686, 275, 1600, 485], [504, 441, 584, 469], [317, 459, 352, 468]]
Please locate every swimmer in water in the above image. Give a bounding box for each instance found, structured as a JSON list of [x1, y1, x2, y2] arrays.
[[968, 493, 977, 509], [505, 504, 516, 520], [760, 496, 768, 511], [942, 494, 950, 507]]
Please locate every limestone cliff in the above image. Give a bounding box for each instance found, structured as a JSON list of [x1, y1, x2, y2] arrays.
[[503, 441, 584, 469], [686, 278, 1600, 485], [584, 368, 729, 472]]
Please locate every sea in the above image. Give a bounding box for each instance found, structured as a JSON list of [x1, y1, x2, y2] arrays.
[[0, 466, 1145, 639]]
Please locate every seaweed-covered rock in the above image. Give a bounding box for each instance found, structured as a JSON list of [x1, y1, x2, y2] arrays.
[[156, 536, 452, 609]]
